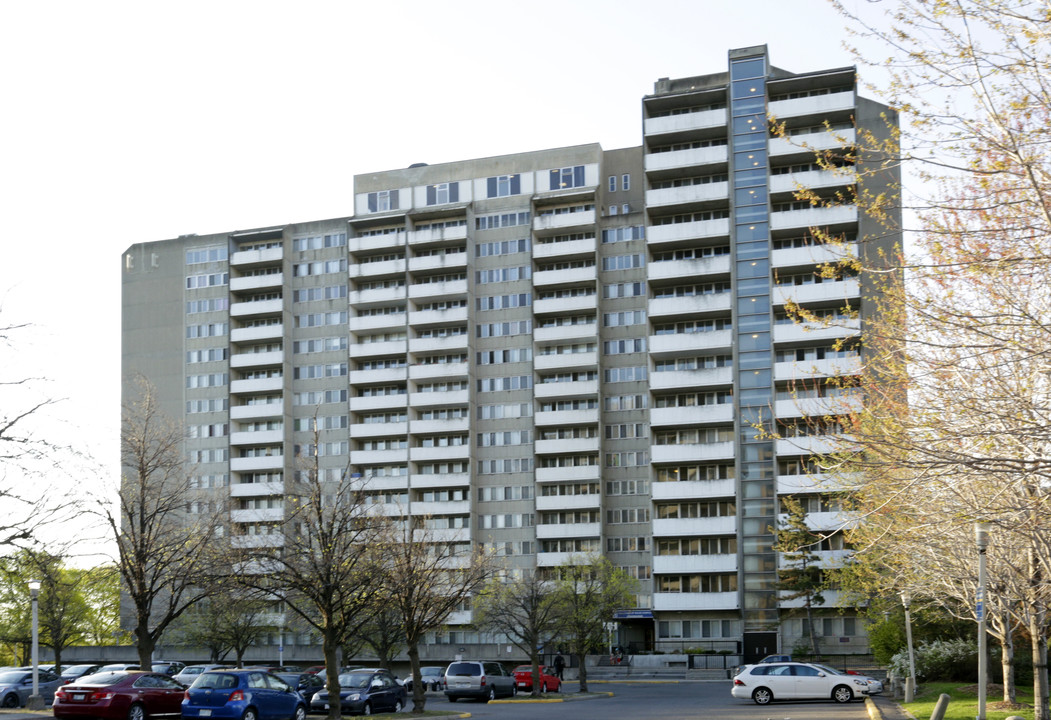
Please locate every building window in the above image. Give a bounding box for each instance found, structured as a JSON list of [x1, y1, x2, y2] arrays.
[[622, 203, 631, 214], [622, 174, 630, 191], [549, 166, 585, 190], [367, 190, 399, 212], [608, 175, 617, 192], [608, 205, 618, 216], [487, 174, 521, 198], [426, 182, 460, 206]]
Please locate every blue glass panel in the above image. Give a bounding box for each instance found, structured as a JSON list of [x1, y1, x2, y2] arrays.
[[733, 115, 765, 135], [732, 79, 765, 100], [734, 149, 767, 170], [738, 295, 770, 314], [733, 168, 767, 187], [737, 278, 769, 296], [739, 332, 771, 351], [732, 95, 765, 116], [742, 443, 774, 462], [733, 133, 766, 152], [735, 186, 768, 206], [741, 369, 772, 388], [736, 205, 768, 223], [738, 349, 771, 369], [730, 57, 765, 80], [736, 223, 769, 242], [737, 258, 769, 278], [743, 499, 776, 516]]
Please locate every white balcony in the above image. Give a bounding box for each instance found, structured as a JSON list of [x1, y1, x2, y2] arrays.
[[230, 298, 283, 318], [645, 108, 728, 136], [537, 552, 578, 567], [774, 357, 861, 383], [408, 224, 467, 246], [410, 473, 471, 489], [408, 252, 467, 273], [649, 367, 733, 392], [230, 350, 284, 369], [535, 465, 600, 483], [410, 445, 471, 462], [348, 394, 408, 412], [772, 279, 860, 307], [536, 522, 601, 540], [770, 169, 853, 196], [651, 442, 735, 464], [408, 279, 468, 301], [533, 323, 597, 343], [653, 592, 739, 611], [230, 507, 284, 523], [350, 286, 407, 305], [769, 128, 856, 158], [534, 351, 598, 372], [408, 389, 469, 407], [533, 237, 596, 260], [648, 331, 733, 357], [534, 379, 599, 398], [649, 404, 734, 428], [230, 429, 283, 446], [535, 437, 600, 455], [769, 91, 855, 120], [775, 394, 862, 420], [777, 471, 861, 495], [349, 258, 406, 278], [652, 516, 735, 537], [651, 478, 736, 501], [230, 455, 285, 472], [646, 182, 729, 210], [411, 499, 471, 516], [533, 295, 597, 315], [648, 256, 730, 283], [645, 146, 728, 173], [772, 318, 860, 344], [360, 475, 409, 492], [408, 335, 469, 355], [349, 313, 408, 333], [351, 448, 409, 466], [230, 533, 285, 548], [534, 408, 599, 426], [408, 307, 468, 327], [776, 434, 855, 456], [230, 273, 284, 292], [648, 293, 732, 318], [230, 481, 284, 498], [350, 367, 408, 386], [231, 247, 283, 267], [771, 205, 858, 232], [230, 377, 283, 394], [535, 493, 601, 511], [652, 554, 737, 575], [779, 589, 845, 609], [414, 527, 470, 544], [231, 402, 283, 421], [772, 242, 857, 269], [349, 232, 407, 254], [533, 266, 597, 287], [533, 209, 597, 234], [411, 417, 469, 435], [350, 421, 408, 439], [782, 510, 858, 533], [408, 362, 469, 381], [646, 219, 730, 246], [349, 340, 407, 359], [231, 324, 283, 343]]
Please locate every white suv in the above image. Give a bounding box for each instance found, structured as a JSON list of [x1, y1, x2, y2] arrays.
[[731, 661, 874, 705], [444, 661, 517, 702]]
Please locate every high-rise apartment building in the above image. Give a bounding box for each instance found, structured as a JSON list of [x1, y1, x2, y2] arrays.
[[122, 45, 899, 663]]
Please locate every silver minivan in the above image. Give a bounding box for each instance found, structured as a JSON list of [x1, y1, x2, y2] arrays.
[[444, 661, 516, 702]]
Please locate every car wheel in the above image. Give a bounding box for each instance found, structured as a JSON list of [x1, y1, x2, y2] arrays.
[[833, 685, 854, 703], [447, 695, 457, 702], [393, 700, 403, 712], [362, 701, 372, 716], [293, 705, 306, 720], [128, 703, 145, 720], [2, 695, 18, 709], [486, 686, 496, 702], [752, 687, 773, 705], [242, 708, 258, 720]]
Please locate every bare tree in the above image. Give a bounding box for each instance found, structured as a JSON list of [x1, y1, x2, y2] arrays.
[[473, 570, 562, 697], [98, 375, 225, 668]]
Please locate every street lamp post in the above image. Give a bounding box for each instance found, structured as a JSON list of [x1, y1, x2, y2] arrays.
[[976, 522, 991, 720], [901, 591, 916, 702], [27, 580, 43, 711]]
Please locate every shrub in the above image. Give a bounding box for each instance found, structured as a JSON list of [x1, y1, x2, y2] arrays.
[[888, 639, 978, 682]]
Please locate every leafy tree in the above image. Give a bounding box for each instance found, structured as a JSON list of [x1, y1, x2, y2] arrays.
[[774, 496, 826, 659], [551, 555, 635, 693], [76, 564, 130, 646], [473, 570, 562, 698]]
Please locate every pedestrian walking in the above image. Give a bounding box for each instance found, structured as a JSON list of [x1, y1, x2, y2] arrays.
[[554, 653, 565, 680]]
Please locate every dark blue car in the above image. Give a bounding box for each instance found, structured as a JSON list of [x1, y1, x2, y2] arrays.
[[308, 669, 406, 715], [182, 670, 306, 720]]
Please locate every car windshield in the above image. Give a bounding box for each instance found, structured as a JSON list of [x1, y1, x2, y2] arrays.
[[446, 663, 478, 676], [811, 664, 846, 676], [0, 672, 25, 684], [72, 672, 125, 686], [63, 665, 97, 675], [194, 673, 239, 690], [337, 673, 373, 689]]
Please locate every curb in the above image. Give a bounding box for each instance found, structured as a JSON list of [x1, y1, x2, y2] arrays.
[[492, 691, 615, 703], [866, 696, 885, 720]]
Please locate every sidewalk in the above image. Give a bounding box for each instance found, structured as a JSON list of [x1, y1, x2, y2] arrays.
[[868, 694, 916, 720]]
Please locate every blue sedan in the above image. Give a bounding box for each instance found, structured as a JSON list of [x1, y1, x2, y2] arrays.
[[182, 669, 306, 720], [308, 669, 406, 715]]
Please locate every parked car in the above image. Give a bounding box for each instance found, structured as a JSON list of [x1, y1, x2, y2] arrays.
[[811, 663, 884, 695], [308, 668, 406, 715], [60, 665, 103, 683], [0, 668, 65, 708], [758, 654, 792, 663], [400, 666, 445, 693], [98, 663, 141, 673], [54, 671, 185, 720], [273, 673, 324, 703], [182, 669, 307, 720], [731, 661, 873, 705], [444, 661, 516, 702], [511, 664, 560, 692], [151, 662, 186, 677], [173, 665, 226, 686]]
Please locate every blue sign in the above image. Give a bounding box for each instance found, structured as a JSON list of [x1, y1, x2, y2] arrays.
[[976, 601, 984, 621], [613, 610, 654, 619]]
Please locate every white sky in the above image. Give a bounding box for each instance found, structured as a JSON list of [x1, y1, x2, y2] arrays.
[[0, 0, 889, 556]]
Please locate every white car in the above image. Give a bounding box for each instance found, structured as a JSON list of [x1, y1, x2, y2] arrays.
[[731, 661, 873, 705]]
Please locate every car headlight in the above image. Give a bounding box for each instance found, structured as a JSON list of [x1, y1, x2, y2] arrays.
[[853, 679, 868, 686], [348, 693, 361, 701]]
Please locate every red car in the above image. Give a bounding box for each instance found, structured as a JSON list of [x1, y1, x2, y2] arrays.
[[53, 671, 185, 720], [511, 665, 561, 692]]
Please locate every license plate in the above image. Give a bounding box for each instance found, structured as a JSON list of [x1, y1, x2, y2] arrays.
[[73, 694, 85, 701], [200, 711, 211, 717], [324, 705, 329, 710], [518, 682, 527, 687]]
